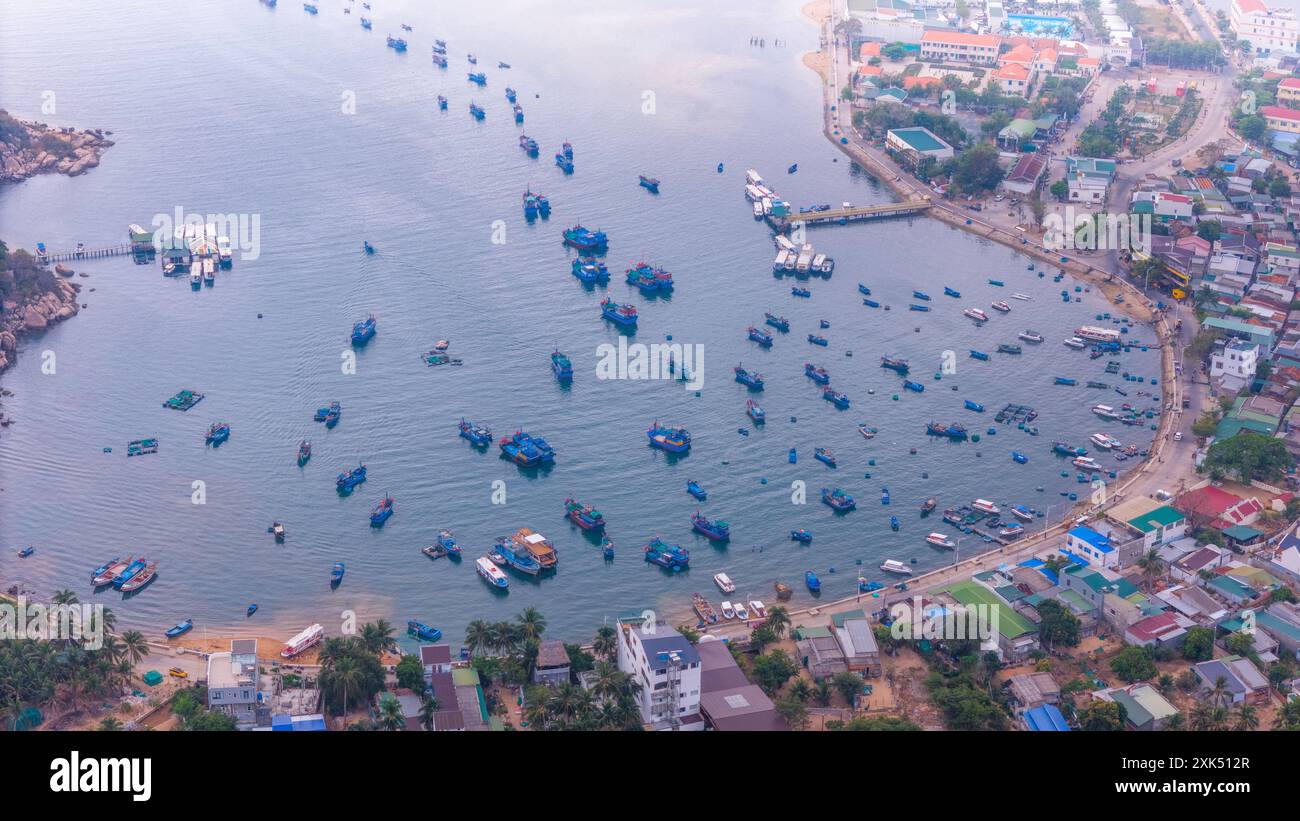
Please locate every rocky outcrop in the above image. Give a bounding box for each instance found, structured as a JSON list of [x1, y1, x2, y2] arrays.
[[0, 276, 79, 374], [0, 111, 112, 186]]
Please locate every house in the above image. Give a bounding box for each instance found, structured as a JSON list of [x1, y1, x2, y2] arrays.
[[834, 618, 882, 677], [1064, 156, 1116, 204], [1007, 671, 1061, 708], [919, 30, 1002, 64], [1171, 544, 1230, 583], [993, 62, 1034, 97], [1257, 603, 1300, 658], [1206, 572, 1260, 605], [1023, 703, 1071, 731], [206, 639, 262, 725], [1156, 583, 1231, 624], [1222, 524, 1267, 551], [1193, 655, 1271, 704], [1230, 0, 1298, 56], [1065, 526, 1118, 569], [1209, 340, 1260, 395], [1123, 505, 1188, 550], [426, 671, 467, 731], [1123, 612, 1194, 649], [1280, 77, 1300, 106], [533, 640, 571, 685], [885, 126, 955, 168], [616, 618, 704, 730], [1002, 152, 1047, 195], [419, 644, 452, 688], [1261, 105, 1300, 135], [942, 579, 1039, 661], [376, 687, 427, 731], [1096, 684, 1180, 731], [695, 639, 787, 731], [795, 625, 849, 677], [1176, 485, 1249, 528]]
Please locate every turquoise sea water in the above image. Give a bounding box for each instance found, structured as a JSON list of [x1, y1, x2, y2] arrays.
[[0, 0, 1160, 646]]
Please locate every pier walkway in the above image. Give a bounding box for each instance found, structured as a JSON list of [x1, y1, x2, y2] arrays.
[[37, 243, 141, 264], [767, 199, 930, 231]]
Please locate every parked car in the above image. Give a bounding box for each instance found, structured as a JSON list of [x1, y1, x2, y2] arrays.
[[168, 667, 188, 679]]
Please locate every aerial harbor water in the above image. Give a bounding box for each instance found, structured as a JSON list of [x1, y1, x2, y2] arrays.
[[0, 0, 1159, 646]]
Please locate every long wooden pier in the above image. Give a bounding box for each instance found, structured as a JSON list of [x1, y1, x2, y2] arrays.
[[767, 199, 931, 231], [38, 243, 143, 264]]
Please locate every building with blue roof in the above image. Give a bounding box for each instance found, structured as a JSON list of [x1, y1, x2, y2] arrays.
[[1065, 526, 1117, 569], [1023, 703, 1071, 731]]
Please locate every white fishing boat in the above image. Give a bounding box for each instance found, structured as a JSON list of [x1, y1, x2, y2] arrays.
[[991, 300, 1011, 313], [1018, 330, 1044, 343], [795, 244, 814, 272], [880, 559, 912, 575], [713, 572, 736, 594], [280, 623, 325, 658], [476, 555, 509, 589], [734, 601, 750, 620], [1092, 404, 1122, 420], [748, 600, 767, 619], [745, 168, 763, 186], [926, 532, 955, 548], [1064, 337, 1087, 349], [972, 498, 999, 514], [745, 184, 764, 202], [1011, 293, 1032, 300], [1090, 432, 1120, 449], [811, 252, 826, 270], [1076, 325, 1122, 343], [720, 600, 736, 619], [773, 250, 790, 271], [752, 200, 764, 219], [964, 308, 988, 322], [1073, 456, 1102, 472]]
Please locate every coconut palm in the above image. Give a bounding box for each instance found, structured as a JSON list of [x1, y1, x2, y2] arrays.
[[360, 620, 396, 656], [418, 695, 440, 731], [99, 717, 122, 731], [1209, 676, 1232, 711], [376, 693, 405, 731], [1136, 549, 1165, 591], [119, 630, 150, 665], [765, 606, 792, 639], [516, 608, 547, 643], [322, 656, 365, 716], [1189, 702, 1215, 730], [592, 625, 618, 660], [464, 619, 492, 657], [51, 589, 79, 606], [1232, 703, 1259, 731]]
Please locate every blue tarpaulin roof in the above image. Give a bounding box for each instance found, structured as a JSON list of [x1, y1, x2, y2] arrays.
[[1024, 704, 1071, 731]]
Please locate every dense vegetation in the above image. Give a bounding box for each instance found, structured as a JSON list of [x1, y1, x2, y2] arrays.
[[0, 239, 60, 303]]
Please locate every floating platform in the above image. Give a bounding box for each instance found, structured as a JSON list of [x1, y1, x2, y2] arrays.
[[162, 389, 204, 411]]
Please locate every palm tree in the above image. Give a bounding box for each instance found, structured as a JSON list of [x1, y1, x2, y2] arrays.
[[465, 620, 492, 657], [589, 661, 622, 703], [119, 630, 150, 665], [99, 717, 122, 731], [592, 625, 617, 660], [1209, 676, 1232, 711], [377, 693, 405, 731], [324, 656, 365, 716], [51, 589, 79, 606], [1189, 702, 1215, 731], [787, 677, 813, 703], [1232, 703, 1259, 731], [1136, 549, 1165, 591], [1164, 712, 1185, 731], [418, 695, 440, 731], [516, 608, 547, 643], [765, 606, 792, 639], [360, 620, 396, 656]]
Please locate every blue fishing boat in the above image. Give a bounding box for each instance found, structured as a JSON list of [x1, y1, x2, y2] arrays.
[[926, 421, 968, 440], [1054, 442, 1086, 457], [808, 334, 829, 346], [647, 421, 691, 453], [692, 510, 730, 542], [638, 175, 660, 193], [331, 562, 345, 585], [748, 326, 774, 347], [912, 290, 931, 301], [467, 71, 486, 85], [303, 3, 318, 13], [165, 619, 193, 638], [513, 104, 524, 123], [387, 36, 408, 51], [805, 363, 830, 384], [351, 314, 377, 346], [903, 380, 925, 393], [505, 87, 517, 102], [821, 487, 856, 511], [562, 141, 573, 160], [964, 400, 985, 412], [111, 559, 147, 590], [518, 134, 539, 156], [881, 487, 891, 505], [571, 256, 609, 283], [686, 479, 707, 501], [467, 53, 478, 64], [360, 17, 372, 29], [791, 286, 811, 298], [432, 52, 448, 67], [625, 262, 662, 293], [565, 498, 606, 531], [493, 536, 542, 575], [322, 401, 342, 428], [859, 579, 883, 593], [600, 297, 638, 327], [858, 283, 872, 296], [18, 546, 34, 558], [563, 225, 607, 251], [909, 304, 931, 312], [644, 538, 689, 570], [790, 529, 813, 543], [889, 515, 901, 532], [734, 365, 764, 391], [551, 350, 573, 382], [469, 103, 485, 120], [805, 570, 821, 592], [247, 604, 258, 617], [499, 430, 556, 466], [1054, 376, 1077, 386], [880, 356, 909, 375], [863, 298, 880, 308], [788, 163, 799, 174], [943, 287, 961, 297], [747, 399, 765, 424], [434, 529, 461, 557], [765, 313, 790, 332], [205, 422, 230, 446], [602, 537, 615, 559], [555, 152, 574, 173], [789, 448, 797, 464], [814, 448, 837, 467], [298, 440, 312, 466], [370, 495, 394, 527], [407, 621, 443, 642], [988, 279, 1004, 287], [92, 556, 131, 586], [1012, 451, 1029, 463], [717, 162, 724, 173], [822, 388, 850, 409], [969, 350, 990, 361]]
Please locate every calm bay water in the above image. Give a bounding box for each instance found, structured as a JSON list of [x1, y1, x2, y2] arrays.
[[0, 0, 1160, 646]]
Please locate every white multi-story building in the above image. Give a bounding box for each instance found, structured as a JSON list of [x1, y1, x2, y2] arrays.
[[616, 618, 703, 730], [1231, 0, 1298, 56], [206, 639, 262, 724], [1210, 339, 1260, 383]]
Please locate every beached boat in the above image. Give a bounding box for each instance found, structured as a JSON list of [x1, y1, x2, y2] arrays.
[[721, 600, 736, 619], [565, 498, 606, 531], [749, 600, 767, 619], [459, 418, 492, 447], [297, 440, 312, 466], [880, 356, 909, 375], [647, 421, 691, 453], [693, 593, 718, 624], [880, 559, 912, 575], [165, 619, 193, 638], [713, 572, 737, 594], [805, 570, 821, 592], [823, 388, 850, 409], [692, 511, 731, 541], [369, 495, 394, 527], [734, 601, 750, 620], [499, 430, 556, 466], [407, 621, 443, 642], [821, 487, 855, 511], [805, 363, 830, 384], [600, 297, 638, 327], [336, 464, 367, 493], [205, 422, 230, 446], [746, 399, 765, 424], [476, 556, 510, 589], [734, 364, 764, 390], [814, 447, 837, 467], [972, 498, 999, 514], [790, 528, 813, 543], [119, 561, 157, 593], [644, 537, 689, 570], [686, 479, 707, 501], [281, 624, 325, 658]]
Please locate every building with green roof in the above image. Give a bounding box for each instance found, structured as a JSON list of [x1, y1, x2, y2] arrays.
[[885, 126, 954, 168], [942, 580, 1038, 660], [1124, 504, 1187, 548]]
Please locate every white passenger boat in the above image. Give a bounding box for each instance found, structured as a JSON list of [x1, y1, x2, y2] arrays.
[[713, 572, 736, 594], [281, 624, 325, 658], [880, 559, 912, 575]]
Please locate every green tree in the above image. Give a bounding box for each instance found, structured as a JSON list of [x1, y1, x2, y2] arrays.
[[1110, 646, 1157, 683], [376, 693, 406, 731], [1196, 219, 1223, 242], [751, 650, 798, 695], [1037, 599, 1081, 650], [1181, 626, 1214, 661], [395, 654, 425, 692], [1049, 178, 1069, 201], [775, 694, 810, 730], [1078, 699, 1126, 730], [950, 143, 1004, 194], [1203, 432, 1295, 483], [832, 671, 864, 705]]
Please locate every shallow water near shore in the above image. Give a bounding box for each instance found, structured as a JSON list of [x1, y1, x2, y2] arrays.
[[0, 0, 1160, 646]]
